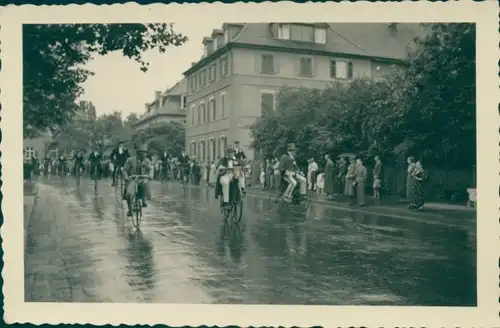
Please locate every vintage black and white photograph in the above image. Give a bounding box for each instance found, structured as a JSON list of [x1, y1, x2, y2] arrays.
[[2, 2, 498, 327]]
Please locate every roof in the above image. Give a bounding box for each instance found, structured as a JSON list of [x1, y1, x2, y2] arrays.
[[184, 23, 426, 75], [162, 77, 187, 97], [232, 23, 425, 61]]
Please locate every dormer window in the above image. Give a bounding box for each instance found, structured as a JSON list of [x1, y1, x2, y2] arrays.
[[315, 27, 326, 44], [213, 37, 218, 51], [278, 24, 290, 40], [204, 45, 208, 57], [224, 29, 229, 43]]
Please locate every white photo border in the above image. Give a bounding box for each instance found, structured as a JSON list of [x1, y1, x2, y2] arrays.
[[1, 1, 498, 326]]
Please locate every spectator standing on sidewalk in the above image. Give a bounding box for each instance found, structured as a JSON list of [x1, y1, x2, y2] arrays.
[[345, 156, 356, 205], [372, 155, 383, 200], [354, 157, 367, 206], [409, 158, 428, 211], [307, 157, 318, 191], [406, 156, 416, 201], [324, 154, 335, 200], [338, 157, 348, 195], [265, 159, 273, 188], [208, 161, 217, 187]]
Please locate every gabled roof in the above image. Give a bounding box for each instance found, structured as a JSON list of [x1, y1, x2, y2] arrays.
[[232, 23, 425, 61]]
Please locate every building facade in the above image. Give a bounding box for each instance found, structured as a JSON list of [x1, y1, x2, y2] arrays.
[[184, 23, 424, 161], [134, 79, 188, 131]]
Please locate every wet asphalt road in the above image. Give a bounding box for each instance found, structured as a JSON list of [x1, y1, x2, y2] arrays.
[[24, 176, 476, 306]]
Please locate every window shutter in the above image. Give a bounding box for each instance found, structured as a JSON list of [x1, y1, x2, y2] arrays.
[[255, 53, 262, 74], [347, 62, 353, 79], [331, 60, 337, 78], [312, 57, 318, 77]]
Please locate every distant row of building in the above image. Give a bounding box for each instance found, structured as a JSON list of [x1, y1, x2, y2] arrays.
[[135, 22, 424, 162]]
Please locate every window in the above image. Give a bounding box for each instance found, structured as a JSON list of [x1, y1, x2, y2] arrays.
[[191, 141, 197, 157], [220, 136, 227, 157], [203, 102, 209, 123], [197, 104, 202, 124], [330, 60, 353, 79], [190, 104, 195, 126], [190, 76, 197, 92], [199, 69, 206, 88], [261, 90, 276, 115], [291, 24, 314, 42], [220, 56, 229, 77], [299, 57, 313, 76], [208, 64, 216, 82], [211, 139, 216, 161], [199, 102, 206, 124], [261, 54, 275, 74], [278, 24, 290, 39], [181, 95, 187, 109], [314, 28, 326, 44], [213, 38, 218, 51], [24, 147, 35, 160], [209, 97, 216, 121], [224, 29, 229, 44], [220, 92, 227, 118], [200, 140, 205, 162]]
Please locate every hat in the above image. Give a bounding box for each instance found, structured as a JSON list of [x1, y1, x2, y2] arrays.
[[234, 141, 240, 145], [287, 143, 297, 151], [137, 144, 148, 153]]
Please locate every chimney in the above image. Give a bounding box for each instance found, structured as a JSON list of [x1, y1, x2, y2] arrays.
[[155, 91, 161, 101], [212, 29, 224, 50], [191, 62, 197, 67]]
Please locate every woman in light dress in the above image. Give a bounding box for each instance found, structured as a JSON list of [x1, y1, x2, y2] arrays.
[[406, 156, 417, 201]]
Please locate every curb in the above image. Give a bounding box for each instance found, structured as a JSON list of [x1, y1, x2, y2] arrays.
[[23, 182, 39, 246]]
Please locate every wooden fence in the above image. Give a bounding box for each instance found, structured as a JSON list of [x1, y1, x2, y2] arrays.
[[250, 160, 475, 203]]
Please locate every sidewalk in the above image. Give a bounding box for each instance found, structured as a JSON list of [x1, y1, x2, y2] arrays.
[[245, 185, 476, 222], [23, 181, 39, 244]]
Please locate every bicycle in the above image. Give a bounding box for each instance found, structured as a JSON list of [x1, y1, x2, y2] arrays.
[[127, 175, 151, 229], [219, 165, 244, 224], [269, 172, 311, 214], [113, 165, 125, 195]]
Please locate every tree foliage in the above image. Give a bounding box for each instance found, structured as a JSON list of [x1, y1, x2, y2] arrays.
[[251, 23, 475, 169], [130, 121, 185, 157], [24, 23, 188, 133]]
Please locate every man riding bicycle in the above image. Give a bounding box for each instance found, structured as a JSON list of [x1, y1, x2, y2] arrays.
[[179, 149, 190, 182], [122, 144, 153, 217], [160, 148, 171, 179], [110, 140, 130, 186], [278, 143, 307, 202], [57, 154, 68, 175], [72, 150, 85, 176], [233, 141, 247, 195], [88, 147, 102, 179], [215, 147, 242, 206]]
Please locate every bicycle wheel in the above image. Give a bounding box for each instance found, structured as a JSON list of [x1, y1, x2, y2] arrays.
[[131, 194, 142, 229], [296, 194, 311, 214], [232, 195, 243, 224], [119, 171, 124, 195]]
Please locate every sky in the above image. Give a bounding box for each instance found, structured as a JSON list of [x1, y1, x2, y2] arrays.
[[77, 22, 222, 117]]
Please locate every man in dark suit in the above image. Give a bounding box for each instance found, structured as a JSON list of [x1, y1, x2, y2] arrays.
[[88, 147, 103, 180], [110, 140, 130, 186], [160, 148, 171, 179]]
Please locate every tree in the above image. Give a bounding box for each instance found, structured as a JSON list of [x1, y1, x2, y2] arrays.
[[131, 121, 185, 157], [23, 24, 188, 134], [124, 113, 140, 127]]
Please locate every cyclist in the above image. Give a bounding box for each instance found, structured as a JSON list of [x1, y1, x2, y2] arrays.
[[72, 150, 85, 176], [122, 144, 153, 217], [57, 154, 68, 176], [278, 143, 307, 203], [43, 154, 51, 176], [215, 147, 239, 206], [179, 149, 190, 182], [88, 147, 102, 180], [233, 141, 247, 195], [110, 140, 130, 186], [160, 148, 171, 179]]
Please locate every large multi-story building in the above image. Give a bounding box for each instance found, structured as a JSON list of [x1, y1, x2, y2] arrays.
[[183, 22, 424, 161], [134, 78, 188, 131]]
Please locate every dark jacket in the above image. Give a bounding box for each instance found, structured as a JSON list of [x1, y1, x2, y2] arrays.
[[110, 147, 130, 165], [88, 152, 102, 163], [234, 148, 246, 161]]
